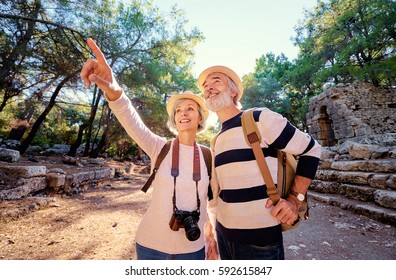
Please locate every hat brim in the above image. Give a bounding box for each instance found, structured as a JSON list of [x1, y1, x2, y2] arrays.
[[197, 65, 243, 100], [166, 92, 209, 119]]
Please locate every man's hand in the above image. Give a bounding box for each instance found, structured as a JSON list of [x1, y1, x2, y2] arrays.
[[265, 197, 299, 225], [204, 219, 219, 260], [205, 237, 219, 260], [80, 38, 123, 101]]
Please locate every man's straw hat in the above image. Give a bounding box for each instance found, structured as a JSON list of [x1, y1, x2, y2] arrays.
[[197, 65, 243, 100]]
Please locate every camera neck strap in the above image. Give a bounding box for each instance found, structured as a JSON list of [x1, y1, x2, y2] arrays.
[[171, 137, 201, 212]]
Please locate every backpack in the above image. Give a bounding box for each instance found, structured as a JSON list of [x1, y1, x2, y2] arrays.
[[211, 108, 308, 231], [141, 140, 212, 198]]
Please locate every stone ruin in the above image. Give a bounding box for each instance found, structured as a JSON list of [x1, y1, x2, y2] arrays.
[[0, 142, 140, 220], [306, 81, 396, 225], [306, 81, 396, 146]]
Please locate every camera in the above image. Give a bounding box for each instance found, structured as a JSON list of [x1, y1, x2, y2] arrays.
[[169, 209, 200, 241]]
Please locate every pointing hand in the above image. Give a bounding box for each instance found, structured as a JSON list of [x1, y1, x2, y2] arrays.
[[80, 38, 123, 101]]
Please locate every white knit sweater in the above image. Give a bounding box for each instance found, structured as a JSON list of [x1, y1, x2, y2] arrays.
[[108, 93, 210, 254]]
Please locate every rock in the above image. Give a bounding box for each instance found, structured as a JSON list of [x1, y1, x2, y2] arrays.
[[0, 148, 20, 163], [0, 166, 46, 178], [349, 143, 389, 159], [374, 190, 396, 210], [61, 156, 83, 167]]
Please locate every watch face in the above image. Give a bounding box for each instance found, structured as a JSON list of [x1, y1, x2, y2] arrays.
[[297, 193, 305, 201]]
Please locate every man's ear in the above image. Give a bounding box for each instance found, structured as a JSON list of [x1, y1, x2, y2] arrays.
[[230, 90, 237, 99]]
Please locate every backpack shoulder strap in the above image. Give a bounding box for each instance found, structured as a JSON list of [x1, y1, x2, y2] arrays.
[[141, 139, 172, 193], [199, 145, 212, 177], [199, 144, 213, 200], [241, 108, 261, 145], [210, 133, 219, 152], [155, 140, 173, 169], [241, 109, 281, 204]]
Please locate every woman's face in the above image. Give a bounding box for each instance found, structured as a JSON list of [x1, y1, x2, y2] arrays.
[[174, 99, 202, 133]]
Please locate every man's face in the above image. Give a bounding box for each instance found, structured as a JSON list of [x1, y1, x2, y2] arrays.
[[202, 72, 234, 112]]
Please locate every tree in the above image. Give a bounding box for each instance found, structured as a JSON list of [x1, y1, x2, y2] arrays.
[[1, 0, 204, 157], [0, 0, 42, 112], [243, 53, 299, 126], [292, 0, 396, 88], [65, 0, 203, 157], [19, 69, 80, 154]]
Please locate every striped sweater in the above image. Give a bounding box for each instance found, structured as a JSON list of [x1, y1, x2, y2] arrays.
[[209, 109, 321, 246]]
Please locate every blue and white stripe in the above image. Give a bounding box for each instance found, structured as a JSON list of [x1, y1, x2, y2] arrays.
[[213, 109, 321, 245]]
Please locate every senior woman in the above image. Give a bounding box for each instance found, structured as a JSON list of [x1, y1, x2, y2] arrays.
[[80, 38, 218, 260]]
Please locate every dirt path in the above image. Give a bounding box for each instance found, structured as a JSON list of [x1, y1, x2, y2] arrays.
[[0, 175, 149, 260], [0, 173, 395, 260]]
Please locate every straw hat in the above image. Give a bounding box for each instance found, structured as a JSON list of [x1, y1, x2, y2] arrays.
[[166, 91, 209, 119], [197, 65, 243, 100]]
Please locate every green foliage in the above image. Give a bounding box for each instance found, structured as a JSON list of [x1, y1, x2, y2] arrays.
[[0, 108, 14, 138], [242, 54, 298, 126], [2, 0, 393, 154], [293, 0, 396, 87], [245, 0, 396, 129], [0, 0, 204, 157]]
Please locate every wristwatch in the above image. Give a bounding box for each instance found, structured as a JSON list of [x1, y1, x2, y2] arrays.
[[290, 191, 305, 202]]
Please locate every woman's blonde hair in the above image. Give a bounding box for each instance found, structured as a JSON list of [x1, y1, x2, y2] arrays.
[[167, 98, 208, 135]]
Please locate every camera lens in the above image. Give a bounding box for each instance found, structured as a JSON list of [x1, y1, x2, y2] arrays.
[[183, 216, 200, 241]]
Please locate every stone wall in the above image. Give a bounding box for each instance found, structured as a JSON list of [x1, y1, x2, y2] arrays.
[[311, 141, 396, 225], [306, 82, 396, 146], [306, 82, 396, 225], [0, 165, 114, 200]]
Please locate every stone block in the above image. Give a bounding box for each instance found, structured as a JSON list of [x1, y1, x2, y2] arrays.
[[71, 171, 95, 185], [310, 180, 342, 194], [374, 189, 396, 210], [337, 171, 371, 184], [0, 166, 46, 178], [0, 177, 47, 200], [0, 148, 20, 162], [331, 160, 396, 173], [94, 168, 112, 180], [46, 173, 66, 191], [349, 143, 389, 159], [343, 184, 374, 202], [319, 159, 332, 169], [386, 175, 396, 190], [369, 174, 390, 189], [320, 148, 337, 160]]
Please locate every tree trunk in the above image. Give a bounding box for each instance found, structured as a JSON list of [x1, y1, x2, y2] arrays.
[[0, 2, 41, 112], [8, 125, 28, 141], [0, 98, 7, 113], [68, 89, 103, 157], [87, 104, 111, 157], [18, 71, 78, 154], [89, 128, 108, 158]]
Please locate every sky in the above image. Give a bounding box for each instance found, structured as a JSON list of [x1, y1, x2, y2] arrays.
[[151, 0, 319, 78]]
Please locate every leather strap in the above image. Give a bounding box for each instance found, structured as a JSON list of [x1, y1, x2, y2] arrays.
[[142, 140, 212, 193], [141, 140, 172, 193], [241, 109, 281, 205], [171, 137, 201, 211], [171, 138, 180, 177]]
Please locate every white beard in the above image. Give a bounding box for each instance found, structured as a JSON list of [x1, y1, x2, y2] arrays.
[[205, 89, 233, 112]]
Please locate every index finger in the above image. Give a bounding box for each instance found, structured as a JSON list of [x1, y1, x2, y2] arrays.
[[87, 38, 108, 64]]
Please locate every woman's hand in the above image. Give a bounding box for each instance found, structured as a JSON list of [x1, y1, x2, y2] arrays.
[[80, 38, 123, 101]]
